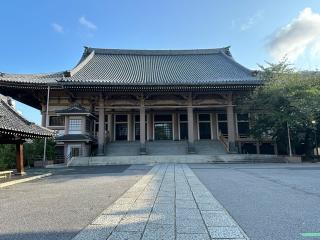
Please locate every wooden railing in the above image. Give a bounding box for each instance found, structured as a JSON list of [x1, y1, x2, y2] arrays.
[[218, 131, 229, 153]]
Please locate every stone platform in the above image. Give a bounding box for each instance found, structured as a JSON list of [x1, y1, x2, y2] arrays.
[[68, 154, 301, 166], [72, 164, 250, 240]]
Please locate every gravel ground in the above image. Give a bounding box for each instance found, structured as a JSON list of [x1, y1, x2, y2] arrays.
[[191, 163, 320, 240], [0, 165, 152, 240]]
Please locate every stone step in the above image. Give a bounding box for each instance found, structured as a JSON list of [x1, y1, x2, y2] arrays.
[[147, 141, 188, 155], [105, 141, 140, 156], [194, 140, 227, 155], [69, 154, 300, 166]]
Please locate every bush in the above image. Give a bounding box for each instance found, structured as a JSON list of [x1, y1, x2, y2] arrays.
[[0, 144, 16, 170], [0, 138, 56, 170]]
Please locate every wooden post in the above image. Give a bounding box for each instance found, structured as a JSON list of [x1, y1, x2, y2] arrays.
[[97, 97, 105, 155], [147, 113, 153, 141], [107, 113, 113, 142], [128, 113, 133, 141], [16, 143, 26, 175], [173, 112, 179, 141], [140, 106, 146, 154], [187, 107, 195, 153]]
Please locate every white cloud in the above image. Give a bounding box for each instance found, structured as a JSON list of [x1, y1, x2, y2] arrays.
[[240, 10, 263, 31], [51, 23, 63, 33], [267, 8, 320, 62], [79, 16, 97, 30], [310, 41, 320, 57]]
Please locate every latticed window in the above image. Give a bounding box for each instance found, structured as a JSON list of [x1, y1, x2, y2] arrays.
[[237, 113, 250, 138], [217, 113, 228, 136], [49, 116, 65, 126], [69, 119, 82, 134]]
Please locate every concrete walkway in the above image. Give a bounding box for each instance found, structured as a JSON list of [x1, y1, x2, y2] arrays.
[[73, 164, 249, 240]]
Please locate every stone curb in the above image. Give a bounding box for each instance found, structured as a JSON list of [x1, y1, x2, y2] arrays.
[[0, 173, 52, 188]]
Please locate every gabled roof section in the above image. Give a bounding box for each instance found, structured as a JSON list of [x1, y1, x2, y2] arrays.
[[0, 98, 54, 138], [60, 46, 260, 85], [56, 103, 95, 118]]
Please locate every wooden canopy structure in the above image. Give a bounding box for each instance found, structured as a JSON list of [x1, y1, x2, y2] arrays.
[[0, 97, 53, 174]]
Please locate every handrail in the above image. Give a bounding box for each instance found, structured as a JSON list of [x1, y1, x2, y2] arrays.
[[218, 131, 229, 153], [65, 151, 73, 167]]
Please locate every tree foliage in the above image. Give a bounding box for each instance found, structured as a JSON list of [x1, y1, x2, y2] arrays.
[[0, 138, 56, 170], [238, 61, 320, 155]]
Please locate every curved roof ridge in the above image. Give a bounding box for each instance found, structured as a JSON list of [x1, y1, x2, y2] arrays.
[[84, 46, 231, 56], [219, 50, 256, 76], [66, 50, 95, 77]]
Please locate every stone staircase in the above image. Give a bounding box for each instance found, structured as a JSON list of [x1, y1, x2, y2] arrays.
[[105, 141, 140, 156], [194, 140, 227, 155], [67, 139, 300, 166], [147, 141, 188, 155]]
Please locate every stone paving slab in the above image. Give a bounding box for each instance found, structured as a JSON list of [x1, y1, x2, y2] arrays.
[[72, 164, 249, 240]]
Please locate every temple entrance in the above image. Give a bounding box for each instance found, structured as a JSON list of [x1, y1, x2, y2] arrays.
[[198, 114, 211, 139], [115, 115, 128, 141], [154, 114, 172, 140]]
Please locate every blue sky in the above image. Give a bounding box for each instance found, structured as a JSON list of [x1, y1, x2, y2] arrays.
[[0, 0, 320, 124]]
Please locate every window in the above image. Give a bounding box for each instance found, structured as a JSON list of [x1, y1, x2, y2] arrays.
[[198, 114, 210, 122], [179, 114, 187, 122], [69, 119, 82, 134], [115, 115, 128, 122], [217, 113, 228, 136], [49, 116, 65, 126], [70, 146, 81, 157], [237, 113, 250, 138], [179, 114, 188, 140]]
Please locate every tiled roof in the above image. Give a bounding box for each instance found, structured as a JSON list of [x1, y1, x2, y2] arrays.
[[0, 47, 260, 86], [0, 99, 54, 138], [56, 103, 91, 115], [55, 134, 96, 142], [63, 47, 259, 85], [0, 72, 63, 84]]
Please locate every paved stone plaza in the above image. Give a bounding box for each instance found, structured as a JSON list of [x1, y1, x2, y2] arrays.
[[73, 164, 249, 240]]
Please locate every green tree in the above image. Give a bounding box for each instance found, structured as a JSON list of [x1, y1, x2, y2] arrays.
[[238, 61, 320, 156], [0, 144, 16, 170], [24, 138, 56, 166]]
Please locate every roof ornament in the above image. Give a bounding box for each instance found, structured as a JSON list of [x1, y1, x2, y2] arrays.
[[224, 46, 232, 57]]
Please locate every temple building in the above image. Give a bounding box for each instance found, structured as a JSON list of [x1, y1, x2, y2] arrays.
[[0, 47, 277, 163]]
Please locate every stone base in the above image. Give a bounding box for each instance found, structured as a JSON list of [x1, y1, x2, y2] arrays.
[[187, 143, 196, 154], [228, 142, 238, 153], [140, 144, 147, 155], [15, 171, 27, 176], [68, 154, 301, 166]]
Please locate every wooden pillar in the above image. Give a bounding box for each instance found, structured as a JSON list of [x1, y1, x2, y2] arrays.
[[187, 107, 195, 153], [211, 113, 217, 140], [41, 104, 46, 127], [193, 112, 198, 141], [256, 142, 260, 154], [173, 112, 179, 141], [147, 113, 153, 141], [107, 113, 113, 142], [128, 113, 133, 141], [16, 143, 25, 175], [97, 97, 105, 155], [140, 105, 146, 154], [274, 143, 278, 155], [227, 105, 237, 153]]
